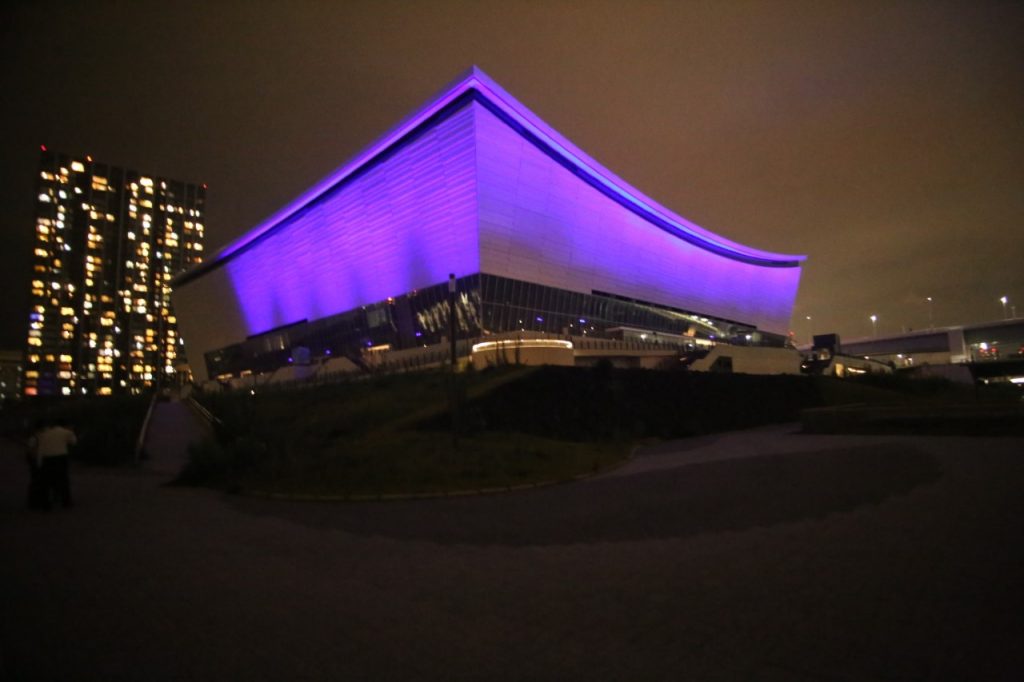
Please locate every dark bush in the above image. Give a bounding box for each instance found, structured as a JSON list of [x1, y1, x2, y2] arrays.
[[10, 394, 152, 466], [458, 366, 824, 442]]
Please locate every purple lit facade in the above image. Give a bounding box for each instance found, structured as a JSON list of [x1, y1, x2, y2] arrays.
[[228, 105, 478, 336], [172, 68, 804, 381]]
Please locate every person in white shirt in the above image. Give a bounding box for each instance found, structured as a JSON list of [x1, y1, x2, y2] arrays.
[[29, 418, 77, 510]]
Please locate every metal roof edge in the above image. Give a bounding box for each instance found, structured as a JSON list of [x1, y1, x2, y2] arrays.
[[173, 66, 804, 289]]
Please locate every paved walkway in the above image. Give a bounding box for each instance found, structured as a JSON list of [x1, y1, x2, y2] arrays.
[[1, 425, 1021, 680], [141, 398, 209, 479], [612, 423, 903, 476]]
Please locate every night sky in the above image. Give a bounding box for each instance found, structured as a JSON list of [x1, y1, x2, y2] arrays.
[[2, 0, 1021, 349]]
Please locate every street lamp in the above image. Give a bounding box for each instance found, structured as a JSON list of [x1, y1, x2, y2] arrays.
[[1000, 296, 1008, 320], [449, 273, 457, 366], [870, 314, 878, 337], [448, 273, 459, 449], [926, 297, 934, 329], [805, 315, 812, 343]]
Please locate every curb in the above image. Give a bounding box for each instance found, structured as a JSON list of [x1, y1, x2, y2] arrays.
[[239, 445, 639, 503]]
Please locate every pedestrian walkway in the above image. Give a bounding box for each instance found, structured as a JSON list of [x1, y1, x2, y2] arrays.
[[2, 427, 1021, 680], [142, 398, 209, 479], [608, 422, 898, 478]]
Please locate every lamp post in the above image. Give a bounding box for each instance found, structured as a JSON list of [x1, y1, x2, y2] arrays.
[[926, 297, 934, 329], [805, 315, 813, 344], [449, 273, 458, 449], [449, 274, 457, 367], [870, 314, 878, 337], [1000, 296, 1008, 320]]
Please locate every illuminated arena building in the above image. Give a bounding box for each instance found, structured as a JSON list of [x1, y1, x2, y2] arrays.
[[172, 68, 804, 382]]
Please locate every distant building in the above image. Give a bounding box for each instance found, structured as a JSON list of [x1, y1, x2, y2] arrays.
[[802, 319, 1024, 384], [172, 67, 804, 382], [837, 319, 1024, 367], [24, 149, 206, 396], [0, 350, 23, 402]]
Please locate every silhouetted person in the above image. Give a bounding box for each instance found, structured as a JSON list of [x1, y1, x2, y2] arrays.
[[29, 418, 77, 510], [25, 419, 46, 510]]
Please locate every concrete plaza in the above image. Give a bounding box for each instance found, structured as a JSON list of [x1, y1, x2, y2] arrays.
[[1, 415, 1021, 680]]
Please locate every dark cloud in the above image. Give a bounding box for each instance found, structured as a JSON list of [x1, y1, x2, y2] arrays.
[[2, 0, 1022, 347]]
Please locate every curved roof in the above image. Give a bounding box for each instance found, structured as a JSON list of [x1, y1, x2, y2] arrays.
[[175, 66, 804, 287]]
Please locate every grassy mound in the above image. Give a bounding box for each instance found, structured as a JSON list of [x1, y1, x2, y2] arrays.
[[181, 365, 1010, 497]]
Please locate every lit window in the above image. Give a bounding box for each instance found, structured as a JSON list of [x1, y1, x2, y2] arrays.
[[71, 161, 85, 172]]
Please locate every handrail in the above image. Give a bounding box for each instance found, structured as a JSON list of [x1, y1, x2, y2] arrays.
[[186, 395, 222, 427], [133, 392, 158, 464]]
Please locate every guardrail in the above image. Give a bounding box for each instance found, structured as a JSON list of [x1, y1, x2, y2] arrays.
[[133, 392, 158, 464], [186, 395, 222, 427]]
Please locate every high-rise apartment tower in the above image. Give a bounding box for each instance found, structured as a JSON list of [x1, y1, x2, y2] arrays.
[[24, 148, 206, 396]]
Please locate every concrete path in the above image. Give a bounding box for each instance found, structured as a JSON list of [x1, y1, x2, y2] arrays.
[[612, 422, 901, 476], [142, 398, 209, 479], [1, 427, 1021, 680]]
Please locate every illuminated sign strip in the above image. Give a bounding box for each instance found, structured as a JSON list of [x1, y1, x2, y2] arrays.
[[472, 339, 574, 353]]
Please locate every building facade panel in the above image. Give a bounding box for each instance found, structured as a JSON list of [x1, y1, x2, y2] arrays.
[[173, 103, 481, 381], [473, 104, 801, 335]]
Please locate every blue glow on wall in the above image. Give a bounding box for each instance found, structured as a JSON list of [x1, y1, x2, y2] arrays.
[[225, 104, 480, 336], [474, 103, 801, 334]]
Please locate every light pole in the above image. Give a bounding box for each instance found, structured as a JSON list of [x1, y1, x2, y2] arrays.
[[926, 297, 934, 329], [870, 314, 878, 337], [805, 315, 813, 344], [449, 273, 458, 449], [1000, 296, 1008, 320], [449, 274, 457, 367]]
